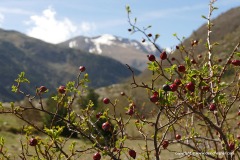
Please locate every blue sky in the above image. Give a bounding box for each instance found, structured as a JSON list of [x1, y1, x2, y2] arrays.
[[0, 0, 239, 49]]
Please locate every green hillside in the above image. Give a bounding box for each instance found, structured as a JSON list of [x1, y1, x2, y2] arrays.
[[0, 29, 140, 101]]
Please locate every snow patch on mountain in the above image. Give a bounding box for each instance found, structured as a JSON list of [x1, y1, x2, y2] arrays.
[[142, 42, 158, 54], [69, 40, 77, 48], [92, 34, 116, 45], [85, 38, 89, 43], [68, 34, 159, 55], [88, 34, 117, 54]]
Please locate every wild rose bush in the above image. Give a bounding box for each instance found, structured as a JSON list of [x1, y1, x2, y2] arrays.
[[0, 0, 240, 159]]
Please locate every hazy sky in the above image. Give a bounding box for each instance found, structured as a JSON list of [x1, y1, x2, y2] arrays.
[[0, 0, 239, 49]]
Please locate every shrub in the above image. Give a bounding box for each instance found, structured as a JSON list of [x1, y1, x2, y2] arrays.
[[0, 1, 240, 159]]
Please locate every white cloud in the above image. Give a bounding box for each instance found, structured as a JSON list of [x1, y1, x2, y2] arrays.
[[79, 21, 96, 35], [26, 7, 78, 44], [26, 7, 97, 43]]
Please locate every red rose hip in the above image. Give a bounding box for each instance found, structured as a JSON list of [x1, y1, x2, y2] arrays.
[[147, 54, 156, 61], [128, 149, 136, 159], [102, 121, 111, 131], [93, 152, 101, 160], [39, 86, 47, 93], [29, 138, 38, 146], [185, 82, 195, 92], [58, 85, 66, 94], [209, 103, 216, 111], [162, 140, 169, 149], [79, 66, 86, 72], [175, 134, 181, 140], [174, 79, 182, 86], [231, 60, 240, 66], [178, 65, 186, 72], [103, 98, 110, 104], [170, 83, 178, 92], [160, 51, 167, 60]]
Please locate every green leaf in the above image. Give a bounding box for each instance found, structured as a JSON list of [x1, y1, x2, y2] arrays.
[[11, 85, 18, 92], [235, 52, 240, 57], [147, 25, 152, 29], [125, 5, 131, 13], [201, 15, 207, 19], [185, 56, 191, 66], [154, 34, 160, 41], [67, 81, 76, 92], [134, 17, 137, 23], [15, 72, 30, 83], [147, 62, 159, 71]]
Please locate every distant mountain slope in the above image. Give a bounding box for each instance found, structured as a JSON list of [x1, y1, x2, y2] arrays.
[[0, 29, 140, 101], [183, 6, 240, 57], [137, 6, 240, 81], [59, 34, 160, 71]]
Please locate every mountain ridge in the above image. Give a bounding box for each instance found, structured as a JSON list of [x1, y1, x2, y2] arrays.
[[0, 29, 140, 101], [59, 34, 160, 71]]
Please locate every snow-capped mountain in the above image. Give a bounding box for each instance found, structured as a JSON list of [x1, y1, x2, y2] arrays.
[[59, 34, 161, 71]]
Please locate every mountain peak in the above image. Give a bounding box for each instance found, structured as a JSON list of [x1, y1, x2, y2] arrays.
[[89, 34, 117, 54], [59, 34, 161, 70]]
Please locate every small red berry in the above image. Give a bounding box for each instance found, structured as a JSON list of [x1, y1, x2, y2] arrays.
[[202, 86, 210, 91], [178, 65, 186, 72], [93, 152, 101, 160], [102, 121, 111, 131], [103, 98, 110, 104], [160, 51, 167, 60], [96, 112, 102, 119], [128, 28, 132, 32], [142, 38, 146, 43], [237, 134, 240, 139], [174, 79, 182, 86], [191, 59, 197, 64], [228, 142, 235, 151], [129, 103, 136, 110], [218, 59, 222, 62], [238, 111, 240, 116], [171, 57, 175, 61], [126, 108, 134, 116], [79, 66, 86, 72], [231, 60, 240, 66], [170, 83, 178, 92], [58, 85, 66, 94], [162, 140, 169, 149], [120, 92, 125, 96], [176, 46, 179, 49], [148, 33, 152, 37], [150, 94, 159, 103], [147, 54, 156, 61], [39, 86, 47, 93], [29, 138, 38, 146], [198, 54, 202, 58], [185, 82, 195, 92], [175, 134, 181, 140], [153, 91, 158, 96], [128, 149, 136, 159], [209, 103, 216, 111], [103, 146, 109, 150], [191, 40, 198, 46], [112, 147, 118, 152]]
